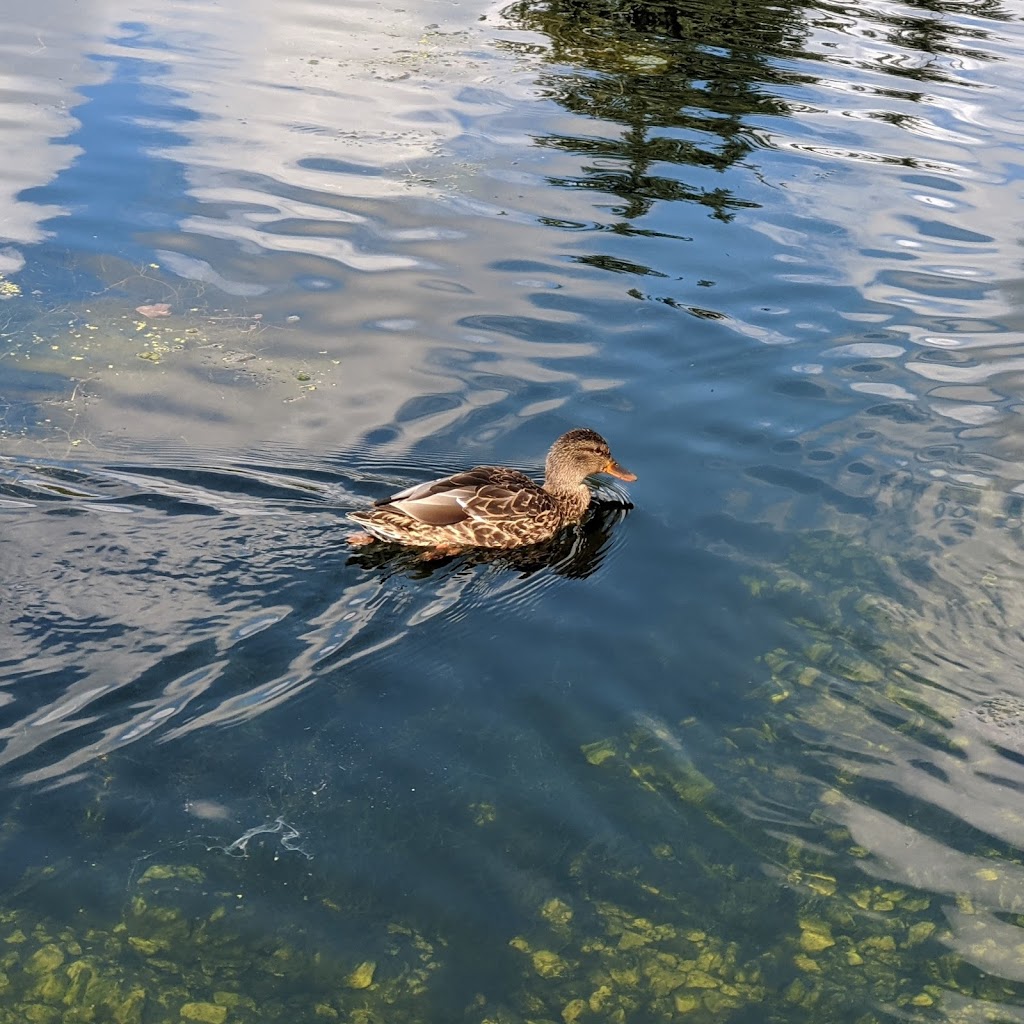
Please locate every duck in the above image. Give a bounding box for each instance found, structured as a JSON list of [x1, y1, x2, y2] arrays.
[[347, 428, 636, 553]]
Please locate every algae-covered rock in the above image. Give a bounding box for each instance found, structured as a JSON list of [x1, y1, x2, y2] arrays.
[[561, 998, 587, 1023], [346, 961, 376, 989], [138, 864, 205, 888], [83, 970, 124, 1011], [27, 943, 65, 973], [617, 930, 650, 951], [212, 992, 254, 1010], [588, 984, 613, 1012], [127, 936, 168, 957], [115, 988, 146, 1024], [541, 899, 573, 928], [673, 992, 700, 1013], [793, 954, 821, 973], [532, 950, 569, 978], [23, 1006, 60, 1024], [905, 922, 935, 947], [684, 970, 719, 989], [180, 1003, 227, 1024], [470, 802, 497, 826], [32, 971, 69, 1003], [581, 739, 616, 766], [798, 920, 835, 953]]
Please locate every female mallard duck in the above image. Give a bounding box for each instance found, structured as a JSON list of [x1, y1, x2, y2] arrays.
[[347, 428, 635, 552]]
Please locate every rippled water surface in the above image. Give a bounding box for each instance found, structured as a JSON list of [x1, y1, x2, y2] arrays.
[[3, 0, 1024, 1018]]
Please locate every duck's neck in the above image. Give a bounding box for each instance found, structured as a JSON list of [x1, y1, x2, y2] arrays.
[[543, 479, 592, 522]]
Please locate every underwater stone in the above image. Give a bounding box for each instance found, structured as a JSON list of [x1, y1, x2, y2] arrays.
[[702, 990, 739, 1014], [27, 943, 66, 974], [346, 961, 376, 989], [140, 864, 205, 884], [115, 989, 146, 1024], [213, 992, 253, 1009], [609, 967, 640, 987], [470, 802, 497, 826], [588, 984, 613, 1012], [530, 950, 568, 978], [83, 971, 124, 1010], [127, 936, 168, 957], [840, 659, 883, 683], [805, 874, 836, 897], [645, 963, 686, 998], [63, 1008, 97, 1024], [850, 890, 872, 910], [23, 1005, 60, 1024], [617, 931, 650, 951], [581, 740, 616, 766], [798, 921, 835, 953], [180, 1002, 227, 1024], [32, 971, 68, 1003], [562, 999, 587, 1023], [684, 971, 719, 990], [792, 955, 821, 973], [541, 899, 573, 928], [673, 993, 700, 1013], [905, 922, 935, 947]]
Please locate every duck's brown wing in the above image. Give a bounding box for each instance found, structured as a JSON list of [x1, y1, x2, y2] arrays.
[[378, 467, 552, 526]]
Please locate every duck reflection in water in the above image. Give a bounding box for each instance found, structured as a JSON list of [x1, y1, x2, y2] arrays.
[[347, 428, 636, 558]]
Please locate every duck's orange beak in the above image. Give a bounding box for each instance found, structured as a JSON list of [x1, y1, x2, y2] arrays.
[[604, 459, 637, 482]]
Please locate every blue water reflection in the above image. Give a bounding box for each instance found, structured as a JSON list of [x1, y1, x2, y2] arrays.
[[2, 0, 1024, 1018]]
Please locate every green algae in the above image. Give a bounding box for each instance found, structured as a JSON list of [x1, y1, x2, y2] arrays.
[[0, 864, 449, 1024], [180, 1003, 227, 1024], [345, 961, 376, 989]]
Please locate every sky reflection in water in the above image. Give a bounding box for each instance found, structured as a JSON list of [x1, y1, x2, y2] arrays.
[[2, 0, 1024, 1019]]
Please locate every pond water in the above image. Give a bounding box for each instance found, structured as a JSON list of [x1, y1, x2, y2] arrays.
[[2, 0, 1024, 1019]]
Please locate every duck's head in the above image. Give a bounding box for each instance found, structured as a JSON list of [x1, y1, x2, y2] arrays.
[[545, 428, 637, 488]]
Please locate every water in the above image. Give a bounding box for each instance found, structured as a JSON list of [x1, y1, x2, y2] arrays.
[[2, 0, 1024, 1018]]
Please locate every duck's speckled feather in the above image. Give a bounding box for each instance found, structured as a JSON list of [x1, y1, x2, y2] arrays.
[[351, 466, 567, 548]]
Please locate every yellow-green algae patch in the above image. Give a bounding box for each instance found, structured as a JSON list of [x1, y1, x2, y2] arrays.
[[181, 1003, 227, 1024], [0, 861, 448, 1024], [139, 864, 205, 884], [541, 898, 574, 929], [346, 961, 376, 989]]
